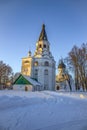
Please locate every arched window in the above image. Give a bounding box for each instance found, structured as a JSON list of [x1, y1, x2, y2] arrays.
[[23, 68, 28, 75], [39, 44, 42, 48], [34, 69, 38, 81], [44, 61, 49, 66], [24, 61, 30, 63], [52, 63, 55, 67], [23, 68, 28, 72], [34, 61, 38, 66], [44, 44, 46, 48], [44, 69, 48, 75], [35, 69, 38, 75], [44, 69, 49, 90]]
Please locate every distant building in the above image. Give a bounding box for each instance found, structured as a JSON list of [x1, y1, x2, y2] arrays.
[[56, 60, 73, 91], [21, 24, 55, 91]]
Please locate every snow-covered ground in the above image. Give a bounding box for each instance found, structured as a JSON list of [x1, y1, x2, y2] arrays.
[[0, 90, 87, 130]]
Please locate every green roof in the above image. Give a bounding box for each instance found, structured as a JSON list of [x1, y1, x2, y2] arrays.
[[13, 74, 32, 85]]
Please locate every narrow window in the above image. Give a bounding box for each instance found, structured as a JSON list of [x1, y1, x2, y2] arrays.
[[34, 69, 38, 81], [44, 69, 48, 75], [39, 44, 42, 48], [44, 44, 46, 48], [44, 61, 49, 66], [34, 61, 38, 66]]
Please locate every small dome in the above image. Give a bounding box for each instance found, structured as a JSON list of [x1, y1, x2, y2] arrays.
[[28, 50, 31, 57], [58, 60, 66, 68]]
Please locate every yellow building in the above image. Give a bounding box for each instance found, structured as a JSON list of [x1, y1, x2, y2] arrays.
[[21, 51, 33, 76]]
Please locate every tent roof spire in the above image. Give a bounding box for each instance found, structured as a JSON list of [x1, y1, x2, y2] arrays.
[[38, 24, 48, 41]]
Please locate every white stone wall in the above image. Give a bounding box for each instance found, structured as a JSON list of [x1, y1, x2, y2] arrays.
[[32, 57, 55, 91], [13, 85, 33, 91]]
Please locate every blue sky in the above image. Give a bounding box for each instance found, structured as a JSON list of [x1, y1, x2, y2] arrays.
[[0, 0, 87, 73]]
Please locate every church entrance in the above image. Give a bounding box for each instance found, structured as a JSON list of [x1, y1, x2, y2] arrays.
[[57, 86, 60, 90]]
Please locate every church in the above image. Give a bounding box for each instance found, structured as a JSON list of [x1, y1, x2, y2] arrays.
[[20, 24, 55, 91], [13, 24, 73, 91], [56, 60, 73, 91]]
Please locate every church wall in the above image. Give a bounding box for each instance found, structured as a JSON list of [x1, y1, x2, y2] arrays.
[[48, 66, 55, 90], [32, 58, 55, 90]]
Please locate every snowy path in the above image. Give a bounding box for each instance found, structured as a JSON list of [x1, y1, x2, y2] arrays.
[[0, 90, 87, 130], [36, 119, 87, 130]]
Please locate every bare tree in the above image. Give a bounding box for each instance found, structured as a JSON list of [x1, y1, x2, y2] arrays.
[[0, 61, 13, 88], [64, 43, 87, 91]]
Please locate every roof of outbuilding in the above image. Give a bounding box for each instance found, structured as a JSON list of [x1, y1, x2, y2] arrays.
[[13, 74, 42, 86]]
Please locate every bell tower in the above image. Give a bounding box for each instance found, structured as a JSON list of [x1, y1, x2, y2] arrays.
[[33, 24, 55, 90], [21, 24, 56, 91], [34, 24, 50, 58]]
